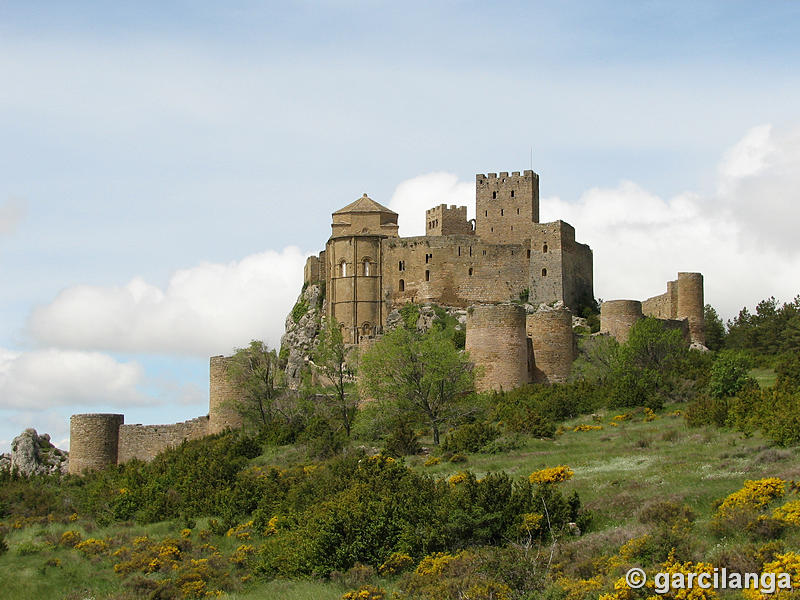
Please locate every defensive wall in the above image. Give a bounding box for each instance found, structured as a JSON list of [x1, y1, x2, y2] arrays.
[[69, 356, 244, 473], [601, 272, 705, 346]]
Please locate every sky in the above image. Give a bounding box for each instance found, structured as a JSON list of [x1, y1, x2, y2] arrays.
[[1, 1, 799, 452]]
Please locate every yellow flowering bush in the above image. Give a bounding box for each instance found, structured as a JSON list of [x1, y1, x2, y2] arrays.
[[342, 585, 386, 600], [74, 538, 109, 555], [424, 456, 441, 467], [415, 551, 464, 576], [59, 530, 82, 548], [378, 551, 414, 575], [573, 424, 603, 432], [180, 528, 192, 539], [464, 581, 513, 600], [773, 500, 800, 526], [613, 414, 632, 421], [226, 520, 254, 540], [644, 408, 657, 422], [448, 472, 468, 485], [229, 544, 255, 566], [557, 575, 604, 600], [518, 512, 544, 535], [714, 478, 785, 524], [529, 465, 574, 484], [743, 551, 800, 600]]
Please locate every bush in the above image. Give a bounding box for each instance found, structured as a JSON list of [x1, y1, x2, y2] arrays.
[[709, 350, 755, 398], [383, 420, 422, 457], [441, 422, 498, 454]]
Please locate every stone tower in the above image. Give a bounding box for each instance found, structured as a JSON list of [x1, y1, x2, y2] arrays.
[[326, 194, 399, 344], [208, 355, 245, 434], [68, 413, 124, 474], [527, 308, 575, 383], [465, 303, 530, 392], [529, 220, 594, 309], [475, 171, 539, 245], [600, 300, 644, 343]]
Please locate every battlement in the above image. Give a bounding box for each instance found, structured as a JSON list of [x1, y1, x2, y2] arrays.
[[476, 170, 537, 183]]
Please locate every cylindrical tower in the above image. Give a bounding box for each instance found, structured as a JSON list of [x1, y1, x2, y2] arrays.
[[677, 272, 705, 346], [465, 303, 528, 392], [600, 300, 643, 343], [527, 308, 575, 383], [208, 355, 245, 434], [68, 413, 124, 474]]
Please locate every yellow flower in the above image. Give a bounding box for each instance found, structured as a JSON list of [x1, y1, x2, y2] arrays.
[[529, 465, 574, 484]]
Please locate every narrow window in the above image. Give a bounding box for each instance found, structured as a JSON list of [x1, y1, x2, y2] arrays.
[[340, 260, 347, 277], [425, 253, 431, 264], [363, 260, 370, 276], [490, 227, 493, 233], [484, 210, 488, 217], [425, 270, 430, 282], [542, 268, 547, 276], [482, 250, 487, 256], [543, 243, 548, 253], [511, 226, 513, 231], [511, 190, 515, 197], [501, 208, 504, 216], [527, 249, 531, 259], [517, 208, 520, 214], [399, 260, 405, 272], [458, 246, 461, 256], [468, 267, 473, 276], [469, 246, 472, 256], [492, 191, 497, 199], [399, 279, 405, 291]]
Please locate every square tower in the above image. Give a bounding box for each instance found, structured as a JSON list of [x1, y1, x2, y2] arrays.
[[529, 220, 593, 310], [425, 204, 473, 236], [475, 170, 539, 245]]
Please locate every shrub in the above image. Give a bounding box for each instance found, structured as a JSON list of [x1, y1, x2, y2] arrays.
[[383, 420, 421, 457], [442, 422, 498, 454], [342, 585, 386, 600], [378, 552, 414, 576], [529, 466, 574, 485], [709, 350, 756, 398]]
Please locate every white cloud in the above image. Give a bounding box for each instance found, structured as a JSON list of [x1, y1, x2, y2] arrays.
[[28, 246, 307, 356], [0, 348, 146, 410], [388, 172, 474, 237], [540, 124, 800, 319]]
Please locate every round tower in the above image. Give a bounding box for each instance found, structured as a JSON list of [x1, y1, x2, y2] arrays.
[[208, 355, 245, 435], [527, 308, 575, 383], [68, 413, 124, 474], [677, 272, 705, 346], [600, 300, 643, 343], [465, 303, 528, 392]]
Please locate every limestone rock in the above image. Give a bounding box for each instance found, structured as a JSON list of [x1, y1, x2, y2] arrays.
[[280, 284, 324, 388], [385, 304, 466, 334], [0, 428, 69, 476]]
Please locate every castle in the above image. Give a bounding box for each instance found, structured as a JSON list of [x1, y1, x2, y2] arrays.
[[68, 168, 705, 474]]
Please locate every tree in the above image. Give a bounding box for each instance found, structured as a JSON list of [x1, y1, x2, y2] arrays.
[[359, 327, 474, 445], [708, 350, 755, 398], [703, 304, 726, 351], [227, 340, 286, 429], [312, 317, 358, 437]]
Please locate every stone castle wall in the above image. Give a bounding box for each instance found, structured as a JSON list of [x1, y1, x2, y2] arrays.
[[466, 304, 529, 392], [68, 413, 124, 474], [527, 309, 575, 383], [383, 235, 530, 310], [118, 417, 210, 463]]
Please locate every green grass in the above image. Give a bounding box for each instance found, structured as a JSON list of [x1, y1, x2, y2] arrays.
[[409, 405, 800, 531], [750, 367, 777, 388], [3, 404, 799, 599]]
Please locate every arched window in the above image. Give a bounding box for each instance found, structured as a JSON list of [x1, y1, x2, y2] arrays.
[[468, 267, 473, 276], [399, 279, 405, 291], [362, 322, 371, 335], [425, 270, 430, 282], [362, 258, 371, 276], [340, 260, 347, 277], [543, 243, 548, 253], [542, 268, 547, 277]]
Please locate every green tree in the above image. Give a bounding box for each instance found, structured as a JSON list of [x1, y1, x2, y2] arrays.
[[359, 327, 474, 445], [703, 304, 726, 351], [227, 340, 286, 428], [708, 350, 755, 398], [312, 317, 358, 437]]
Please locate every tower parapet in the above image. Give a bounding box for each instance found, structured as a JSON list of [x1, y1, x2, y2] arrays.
[[426, 204, 473, 236], [68, 413, 124, 474]]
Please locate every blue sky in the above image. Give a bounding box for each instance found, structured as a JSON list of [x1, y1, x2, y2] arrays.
[[2, 1, 800, 451]]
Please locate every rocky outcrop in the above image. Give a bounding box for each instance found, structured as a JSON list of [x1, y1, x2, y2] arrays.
[[0, 429, 69, 476], [385, 304, 467, 334], [280, 284, 324, 388]]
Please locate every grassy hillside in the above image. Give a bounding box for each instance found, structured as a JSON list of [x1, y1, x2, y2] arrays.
[[3, 403, 800, 600]]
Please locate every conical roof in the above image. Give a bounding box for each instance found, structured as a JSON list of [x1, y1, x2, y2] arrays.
[[333, 193, 397, 216]]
